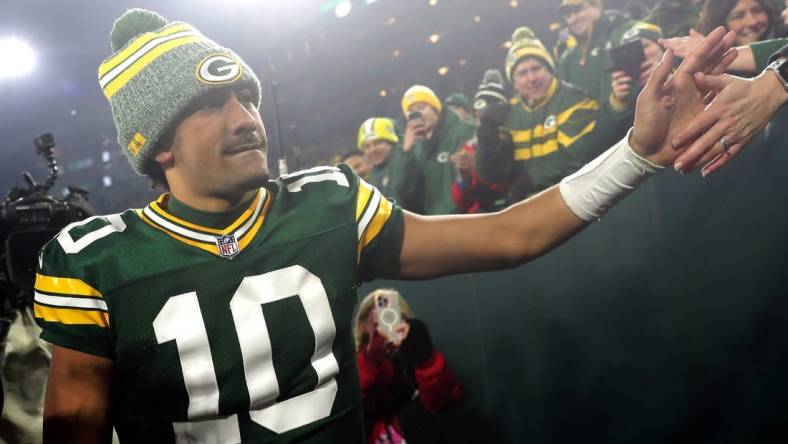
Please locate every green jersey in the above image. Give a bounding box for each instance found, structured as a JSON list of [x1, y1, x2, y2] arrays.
[[34, 165, 404, 443]]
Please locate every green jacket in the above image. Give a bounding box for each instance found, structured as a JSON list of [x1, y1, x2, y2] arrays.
[[476, 79, 626, 201], [557, 11, 644, 103], [405, 110, 476, 215], [367, 143, 421, 212], [752, 38, 788, 72]]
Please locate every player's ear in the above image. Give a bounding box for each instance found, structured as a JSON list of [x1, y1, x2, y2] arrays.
[[154, 149, 174, 167]]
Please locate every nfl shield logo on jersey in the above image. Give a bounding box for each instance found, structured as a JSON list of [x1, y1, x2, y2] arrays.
[[215, 234, 240, 259]]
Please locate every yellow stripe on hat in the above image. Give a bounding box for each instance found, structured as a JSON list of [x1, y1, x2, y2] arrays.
[[35, 303, 110, 327], [99, 23, 193, 77], [102, 35, 202, 99], [34, 274, 102, 298]]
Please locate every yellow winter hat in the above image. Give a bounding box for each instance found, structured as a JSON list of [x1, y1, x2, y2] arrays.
[[505, 27, 555, 81], [401, 85, 442, 116], [357, 117, 399, 149]]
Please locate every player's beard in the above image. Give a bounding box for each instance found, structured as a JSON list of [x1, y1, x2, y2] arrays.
[[235, 167, 271, 191]]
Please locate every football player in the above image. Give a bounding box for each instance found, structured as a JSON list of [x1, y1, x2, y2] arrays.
[[35, 9, 737, 444]]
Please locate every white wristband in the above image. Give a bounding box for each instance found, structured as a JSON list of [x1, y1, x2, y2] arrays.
[[559, 129, 663, 222]]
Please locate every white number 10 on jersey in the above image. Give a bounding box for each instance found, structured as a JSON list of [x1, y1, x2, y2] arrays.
[[153, 265, 338, 443]]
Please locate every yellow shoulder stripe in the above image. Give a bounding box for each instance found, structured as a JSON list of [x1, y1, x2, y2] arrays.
[[356, 181, 374, 221], [361, 198, 393, 251], [35, 304, 109, 327], [34, 274, 102, 298], [356, 181, 394, 263]]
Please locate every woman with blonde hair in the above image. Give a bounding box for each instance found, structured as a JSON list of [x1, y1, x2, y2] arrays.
[[354, 288, 462, 444]]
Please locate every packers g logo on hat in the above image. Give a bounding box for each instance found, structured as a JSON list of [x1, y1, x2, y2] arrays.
[[196, 54, 243, 84]]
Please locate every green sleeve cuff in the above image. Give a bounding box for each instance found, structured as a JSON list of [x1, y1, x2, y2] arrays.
[[752, 38, 788, 72]]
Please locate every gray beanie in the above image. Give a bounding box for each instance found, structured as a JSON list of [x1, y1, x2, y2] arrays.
[[99, 9, 261, 174]]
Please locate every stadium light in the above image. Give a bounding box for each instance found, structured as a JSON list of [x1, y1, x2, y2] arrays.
[[0, 38, 35, 79], [335, 0, 352, 18]]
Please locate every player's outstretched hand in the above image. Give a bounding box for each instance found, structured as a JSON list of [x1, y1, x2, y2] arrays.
[[629, 27, 738, 166], [670, 70, 788, 176]]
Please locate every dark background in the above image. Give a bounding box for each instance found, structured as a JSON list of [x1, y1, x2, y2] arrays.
[[363, 114, 788, 443]]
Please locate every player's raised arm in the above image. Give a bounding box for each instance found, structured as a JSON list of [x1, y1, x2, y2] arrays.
[[43, 346, 114, 444], [393, 28, 738, 280]]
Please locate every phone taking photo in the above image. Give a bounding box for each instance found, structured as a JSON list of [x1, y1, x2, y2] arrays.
[[609, 39, 646, 78], [407, 110, 423, 121], [375, 293, 402, 341]]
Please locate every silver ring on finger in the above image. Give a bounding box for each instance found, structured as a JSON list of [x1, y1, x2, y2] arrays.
[[719, 136, 731, 153]]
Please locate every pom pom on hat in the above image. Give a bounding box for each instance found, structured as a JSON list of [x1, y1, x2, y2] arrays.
[[474, 69, 507, 111], [505, 26, 555, 81], [110, 9, 168, 51]]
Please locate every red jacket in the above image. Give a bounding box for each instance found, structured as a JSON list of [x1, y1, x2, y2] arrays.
[[357, 349, 462, 443], [450, 141, 509, 213]]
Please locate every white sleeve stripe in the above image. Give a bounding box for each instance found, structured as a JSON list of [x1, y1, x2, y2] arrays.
[[286, 171, 350, 192], [280, 166, 340, 180], [34, 292, 108, 311], [357, 188, 381, 241]]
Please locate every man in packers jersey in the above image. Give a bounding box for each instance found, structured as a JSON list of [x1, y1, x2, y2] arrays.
[[34, 9, 737, 444]]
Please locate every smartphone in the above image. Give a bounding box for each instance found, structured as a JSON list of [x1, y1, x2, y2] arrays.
[[375, 293, 402, 341], [407, 110, 423, 121], [609, 39, 646, 78]]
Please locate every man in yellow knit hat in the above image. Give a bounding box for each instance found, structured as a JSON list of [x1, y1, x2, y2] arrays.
[[476, 26, 628, 204], [400, 85, 476, 215], [355, 117, 418, 208]]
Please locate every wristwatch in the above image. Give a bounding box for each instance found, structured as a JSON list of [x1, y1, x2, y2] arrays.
[[765, 57, 788, 91]]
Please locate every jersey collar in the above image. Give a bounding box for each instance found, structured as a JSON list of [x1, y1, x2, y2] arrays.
[[137, 188, 272, 259]]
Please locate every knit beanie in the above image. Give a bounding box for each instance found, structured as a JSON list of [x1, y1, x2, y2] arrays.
[[401, 85, 442, 116], [357, 117, 399, 149], [505, 27, 555, 81], [99, 9, 261, 174], [445, 93, 471, 112], [619, 22, 664, 45], [473, 69, 507, 111]]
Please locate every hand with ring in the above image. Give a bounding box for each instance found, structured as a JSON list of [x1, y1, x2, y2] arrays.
[[670, 63, 788, 177]]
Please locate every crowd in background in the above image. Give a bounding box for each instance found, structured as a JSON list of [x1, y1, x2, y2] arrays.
[[341, 0, 788, 216]]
